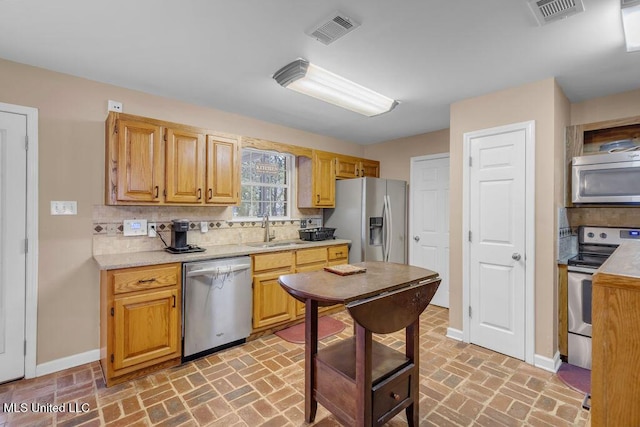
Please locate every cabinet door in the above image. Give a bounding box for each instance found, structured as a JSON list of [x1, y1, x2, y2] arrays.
[[113, 288, 180, 371], [206, 134, 239, 204], [115, 119, 163, 203], [360, 159, 380, 178], [253, 271, 295, 329], [165, 128, 205, 203], [313, 151, 336, 207], [335, 155, 360, 179]]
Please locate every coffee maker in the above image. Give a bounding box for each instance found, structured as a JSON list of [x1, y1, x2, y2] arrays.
[[165, 219, 205, 254], [170, 219, 189, 250]]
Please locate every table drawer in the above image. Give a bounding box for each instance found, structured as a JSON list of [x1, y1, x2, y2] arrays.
[[112, 264, 179, 294], [296, 247, 327, 266], [372, 365, 413, 424], [253, 251, 294, 272], [328, 245, 348, 261]]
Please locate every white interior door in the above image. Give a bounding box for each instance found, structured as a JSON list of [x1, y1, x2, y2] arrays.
[[0, 110, 27, 383], [409, 155, 450, 307], [468, 128, 527, 360]]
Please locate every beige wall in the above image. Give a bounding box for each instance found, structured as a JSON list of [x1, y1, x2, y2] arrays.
[[449, 78, 570, 360], [571, 87, 640, 126], [0, 58, 363, 364], [363, 129, 450, 181]]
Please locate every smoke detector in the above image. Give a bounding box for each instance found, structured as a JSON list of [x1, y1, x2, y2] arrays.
[[306, 11, 360, 45], [528, 0, 585, 26]]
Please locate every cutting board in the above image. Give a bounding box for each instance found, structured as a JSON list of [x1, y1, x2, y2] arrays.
[[324, 264, 367, 276]]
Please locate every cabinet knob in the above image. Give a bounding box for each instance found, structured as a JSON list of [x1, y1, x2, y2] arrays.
[[390, 392, 401, 401], [197, 188, 202, 200], [208, 188, 213, 200], [154, 186, 159, 198], [316, 194, 320, 203], [414, 235, 420, 242], [356, 169, 360, 177], [512, 253, 521, 261]]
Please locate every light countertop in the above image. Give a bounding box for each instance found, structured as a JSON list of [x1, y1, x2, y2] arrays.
[[94, 239, 351, 270], [596, 240, 640, 280]]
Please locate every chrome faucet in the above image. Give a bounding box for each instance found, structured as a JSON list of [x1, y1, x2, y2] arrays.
[[263, 212, 275, 242]]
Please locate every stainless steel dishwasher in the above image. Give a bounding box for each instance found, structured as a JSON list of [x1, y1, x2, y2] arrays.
[[182, 256, 252, 361]]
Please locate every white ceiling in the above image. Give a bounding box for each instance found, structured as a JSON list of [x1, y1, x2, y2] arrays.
[[1, 0, 639, 144]]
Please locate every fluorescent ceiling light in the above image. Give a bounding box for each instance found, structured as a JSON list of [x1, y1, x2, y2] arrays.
[[622, 0, 640, 52], [273, 59, 398, 117]]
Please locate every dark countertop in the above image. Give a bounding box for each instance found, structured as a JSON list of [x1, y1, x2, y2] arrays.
[[278, 261, 439, 305]]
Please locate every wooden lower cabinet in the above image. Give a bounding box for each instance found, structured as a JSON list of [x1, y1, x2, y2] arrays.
[[100, 263, 182, 387], [591, 243, 640, 427], [252, 270, 295, 328], [558, 264, 568, 359], [252, 244, 349, 331], [252, 252, 295, 330]]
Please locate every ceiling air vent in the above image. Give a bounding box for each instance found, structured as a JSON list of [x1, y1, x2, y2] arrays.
[[528, 0, 585, 26], [307, 12, 360, 45]]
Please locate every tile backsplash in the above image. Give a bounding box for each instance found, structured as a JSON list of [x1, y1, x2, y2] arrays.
[[93, 205, 322, 255], [557, 208, 577, 260], [567, 207, 640, 228]]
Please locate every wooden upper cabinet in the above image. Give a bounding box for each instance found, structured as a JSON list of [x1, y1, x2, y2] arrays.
[[313, 151, 336, 207], [298, 150, 336, 208], [360, 158, 380, 177], [335, 154, 380, 179], [105, 112, 241, 206], [335, 155, 360, 179], [110, 117, 164, 204], [165, 128, 205, 204], [206, 134, 240, 204]]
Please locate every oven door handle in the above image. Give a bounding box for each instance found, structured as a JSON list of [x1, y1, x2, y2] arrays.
[[567, 265, 597, 274]]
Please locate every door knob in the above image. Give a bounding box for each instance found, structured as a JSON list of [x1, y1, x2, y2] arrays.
[[413, 235, 420, 242], [512, 253, 521, 261]]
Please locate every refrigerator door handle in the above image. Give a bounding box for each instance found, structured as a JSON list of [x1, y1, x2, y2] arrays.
[[385, 195, 393, 262], [381, 196, 387, 261], [382, 196, 388, 262]]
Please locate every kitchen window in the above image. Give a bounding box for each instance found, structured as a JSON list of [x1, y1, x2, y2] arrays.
[[233, 148, 293, 219]]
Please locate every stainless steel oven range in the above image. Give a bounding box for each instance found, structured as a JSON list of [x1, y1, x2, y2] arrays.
[[566, 226, 640, 369]]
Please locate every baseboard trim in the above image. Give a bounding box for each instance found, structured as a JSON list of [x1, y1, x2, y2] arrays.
[[534, 351, 561, 373], [446, 327, 464, 341], [36, 349, 100, 377]]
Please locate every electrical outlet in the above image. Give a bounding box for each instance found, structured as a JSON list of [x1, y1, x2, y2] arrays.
[[200, 221, 209, 233], [148, 222, 156, 237], [108, 100, 123, 113], [300, 219, 307, 228]]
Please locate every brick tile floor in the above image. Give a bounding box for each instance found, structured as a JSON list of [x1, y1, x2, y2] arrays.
[[0, 306, 589, 426]]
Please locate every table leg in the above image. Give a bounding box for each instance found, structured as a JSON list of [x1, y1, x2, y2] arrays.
[[405, 320, 420, 427], [355, 322, 373, 427], [304, 298, 318, 422]]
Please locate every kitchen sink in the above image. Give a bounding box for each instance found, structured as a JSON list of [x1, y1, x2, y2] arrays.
[[246, 241, 307, 248]]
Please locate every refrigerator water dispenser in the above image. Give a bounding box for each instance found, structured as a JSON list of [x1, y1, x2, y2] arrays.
[[369, 216, 383, 246]]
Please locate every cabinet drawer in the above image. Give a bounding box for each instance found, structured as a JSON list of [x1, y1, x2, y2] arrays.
[[296, 247, 327, 266], [112, 264, 179, 294], [328, 245, 348, 261], [253, 252, 294, 272]]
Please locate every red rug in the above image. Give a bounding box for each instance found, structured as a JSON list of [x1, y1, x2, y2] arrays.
[[557, 363, 591, 395], [275, 317, 346, 344]]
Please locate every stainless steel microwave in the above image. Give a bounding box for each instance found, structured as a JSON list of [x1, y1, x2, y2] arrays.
[[572, 151, 640, 204]]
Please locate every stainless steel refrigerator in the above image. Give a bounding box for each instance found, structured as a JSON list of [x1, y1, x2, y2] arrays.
[[324, 177, 407, 263]]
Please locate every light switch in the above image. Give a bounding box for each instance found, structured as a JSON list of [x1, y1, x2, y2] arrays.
[[50, 201, 77, 215]]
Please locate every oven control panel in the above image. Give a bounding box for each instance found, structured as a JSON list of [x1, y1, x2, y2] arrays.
[[580, 226, 640, 245]]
